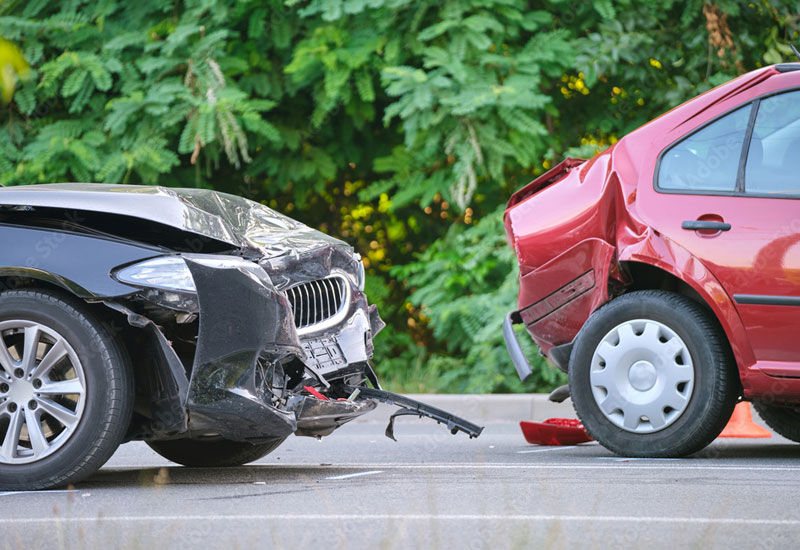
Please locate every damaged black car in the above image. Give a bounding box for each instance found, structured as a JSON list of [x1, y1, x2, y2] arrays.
[[0, 184, 482, 490]]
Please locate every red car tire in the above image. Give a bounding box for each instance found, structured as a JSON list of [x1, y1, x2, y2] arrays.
[[569, 290, 739, 457]]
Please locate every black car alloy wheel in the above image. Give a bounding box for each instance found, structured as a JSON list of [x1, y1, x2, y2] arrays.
[[0, 290, 133, 490]]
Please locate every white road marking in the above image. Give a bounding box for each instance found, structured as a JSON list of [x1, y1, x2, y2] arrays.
[[0, 514, 798, 526], [595, 457, 682, 462], [99, 462, 800, 473], [0, 489, 81, 497], [248, 462, 800, 472], [324, 470, 384, 480], [517, 446, 577, 454]]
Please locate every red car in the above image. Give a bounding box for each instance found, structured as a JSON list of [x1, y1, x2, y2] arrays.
[[504, 62, 800, 457]]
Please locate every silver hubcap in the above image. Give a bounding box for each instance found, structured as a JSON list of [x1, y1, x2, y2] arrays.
[[590, 319, 694, 434], [0, 321, 86, 464]]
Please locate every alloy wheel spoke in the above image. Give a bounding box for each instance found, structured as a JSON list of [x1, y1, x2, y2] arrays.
[[20, 325, 42, 377], [0, 340, 16, 379], [29, 339, 68, 381], [24, 408, 49, 456], [0, 408, 24, 461], [35, 397, 79, 429], [37, 378, 84, 396]]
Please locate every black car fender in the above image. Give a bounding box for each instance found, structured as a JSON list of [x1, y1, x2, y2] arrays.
[[0, 223, 159, 298]]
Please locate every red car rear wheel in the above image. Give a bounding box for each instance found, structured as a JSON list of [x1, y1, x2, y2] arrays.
[[569, 290, 739, 457]]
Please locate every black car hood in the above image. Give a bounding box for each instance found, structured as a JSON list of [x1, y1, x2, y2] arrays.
[[0, 183, 351, 259]]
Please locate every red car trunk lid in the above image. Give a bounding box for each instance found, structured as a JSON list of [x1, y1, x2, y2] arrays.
[[506, 157, 586, 210]]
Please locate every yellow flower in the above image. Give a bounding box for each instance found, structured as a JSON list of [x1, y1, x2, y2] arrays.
[[0, 38, 31, 104]]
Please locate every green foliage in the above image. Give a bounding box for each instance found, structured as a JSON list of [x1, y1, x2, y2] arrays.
[[377, 207, 565, 393], [1, 0, 798, 392], [0, 1, 279, 185]]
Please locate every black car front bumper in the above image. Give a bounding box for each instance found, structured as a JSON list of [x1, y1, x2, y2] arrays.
[[112, 256, 482, 444]]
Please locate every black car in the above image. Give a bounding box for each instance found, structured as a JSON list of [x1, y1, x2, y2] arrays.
[[0, 184, 481, 490]]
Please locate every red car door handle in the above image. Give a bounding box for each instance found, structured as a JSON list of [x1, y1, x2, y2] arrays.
[[681, 220, 731, 231]]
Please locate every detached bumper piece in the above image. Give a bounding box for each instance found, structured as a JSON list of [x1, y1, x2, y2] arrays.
[[349, 387, 484, 441], [503, 311, 533, 382]]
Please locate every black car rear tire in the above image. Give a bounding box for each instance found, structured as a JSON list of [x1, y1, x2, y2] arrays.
[[569, 290, 739, 457], [147, 437, 286, 467], [752, 403, 800, 442], [0, 289, 134, 490]]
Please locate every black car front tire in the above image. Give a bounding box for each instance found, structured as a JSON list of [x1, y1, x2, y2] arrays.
[[0, 289, 134, 490], [569, 290, 739, 457]]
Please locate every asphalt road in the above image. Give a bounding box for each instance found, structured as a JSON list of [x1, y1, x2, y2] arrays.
[[2, 398, 800, 550]]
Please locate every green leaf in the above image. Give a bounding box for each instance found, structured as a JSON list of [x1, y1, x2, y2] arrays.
[[520, 11, 552, 31], [593, 0, 616, 20], [355, 69, 375, 101], [242, 113, 281, 141], [61, 69, 88, 97]]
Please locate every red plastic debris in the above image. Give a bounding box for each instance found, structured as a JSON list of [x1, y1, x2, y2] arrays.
[[520, 418, 593, 446], [303, 385, 329, 401]]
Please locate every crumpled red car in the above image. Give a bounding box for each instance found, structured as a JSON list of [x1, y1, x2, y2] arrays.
[[503, 62, 800, 457]]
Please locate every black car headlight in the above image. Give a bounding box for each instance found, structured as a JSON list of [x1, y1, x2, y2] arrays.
[[116, 256, 196, 292], [114, 256, 199, 312]]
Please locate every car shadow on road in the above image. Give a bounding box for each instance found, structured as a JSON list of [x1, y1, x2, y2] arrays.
[[693, 440, 800, 460], [81, 463, 374, 490]]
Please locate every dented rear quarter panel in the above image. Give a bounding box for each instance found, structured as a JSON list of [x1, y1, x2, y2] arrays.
[[504, 149, 631, 355]]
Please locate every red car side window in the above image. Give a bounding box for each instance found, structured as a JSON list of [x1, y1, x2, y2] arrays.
[[658, 105, 751, 193], [745, 90, 800, 195]]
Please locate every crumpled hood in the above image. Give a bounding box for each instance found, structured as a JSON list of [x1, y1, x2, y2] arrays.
[[0, 183, 352, 259]]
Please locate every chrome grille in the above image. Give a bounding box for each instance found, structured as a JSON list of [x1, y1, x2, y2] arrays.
[[285, 276, 346, 329]]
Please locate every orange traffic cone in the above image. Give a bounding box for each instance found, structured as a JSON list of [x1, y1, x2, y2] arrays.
[[718, 402, 772, 438]]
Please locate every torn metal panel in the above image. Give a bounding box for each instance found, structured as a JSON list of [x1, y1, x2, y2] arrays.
[[289, 395, 377, 437], [0, 184, 240, 247], [102, 301, 189, 437], [183, 256, 301, 442], [186, 189, 351, 262], [0, 184, 354, 262]]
